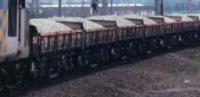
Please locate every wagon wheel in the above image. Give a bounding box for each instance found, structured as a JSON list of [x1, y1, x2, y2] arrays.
[[2, 63, 25, 95], [46, 60, 60, 79], [164, 35, 172, 49], [99, 48, 110, 64], [121, 46, 128, 59], [35, 60, 52, 80], [154, 39, 160, 50], [84, 55, 90, 66], [194, 33, 198, 40], [0, 80, 4, 92], [78, 55, 89, 67], [160, 39, 166, 50], [191, 33, 198, 43], [96, 49, 105, 65], [110, 48, 117, 60], [78, 56, 83, 67], [178, 35, 182, 42], [157, 39, 163, 50], [61, 55, 74, 72], [89, 52, 98, 68], [139, 40, 149, 55], [104, 50, 109, 62], [0, 68, 6, 93], [171, 34, 178, 47], [36, 60, 48, 80], [127, 43, 135, 57], [189, 33, 195, 42], [68, 57, 74, 70], [138, 43, 144, 55], [56, 59, 65, 76], [198, 33, 200, 41], [61, 56, 71, 73], [198, 33, 200, 42], [132, 44, 138, 57]]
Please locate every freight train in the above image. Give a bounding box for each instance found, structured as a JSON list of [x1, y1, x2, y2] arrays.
[[0, 0, 200, 92]]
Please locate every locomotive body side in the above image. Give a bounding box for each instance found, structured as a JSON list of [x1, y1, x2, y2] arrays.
[[0, 0, 29, 63]]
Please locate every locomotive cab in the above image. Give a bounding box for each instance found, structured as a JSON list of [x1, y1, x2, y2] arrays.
[[0, 0, 29, 63]]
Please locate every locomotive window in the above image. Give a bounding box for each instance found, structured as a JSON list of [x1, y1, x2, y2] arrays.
[[0, 1, 3, 27], [0, 0, 2, 9], [8, 0, 17, 37], [0, 16, 2, 27], [19, 0, 26, 8]]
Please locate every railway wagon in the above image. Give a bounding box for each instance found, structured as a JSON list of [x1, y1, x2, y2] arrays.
[[30, 15, 200, 82], [188, 15, 200, 41], [168, 15, 200, 44], [0, 0, 200, 93]]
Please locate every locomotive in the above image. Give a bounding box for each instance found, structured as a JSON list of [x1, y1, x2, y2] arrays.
[[0, 0, 200, 92]]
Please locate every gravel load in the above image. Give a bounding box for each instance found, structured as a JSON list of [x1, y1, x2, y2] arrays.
[[187, 14, 200, 21], [180, 16, 194, 22], [30, 19, 72, 33], [171, 13, 200, 21], [122, 14, 157, 25], [52, 17, 105, 30], [87, 15, 136, 27], [168, 14, 194, 22], [148, 16, 177, 24], [188, 14, 200, 19]]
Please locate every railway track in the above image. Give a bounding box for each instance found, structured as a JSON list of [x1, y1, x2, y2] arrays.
[[20, 45, 200, 97], [1, 40, 200, 97]]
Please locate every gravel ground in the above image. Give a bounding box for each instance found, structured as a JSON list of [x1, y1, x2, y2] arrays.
[[21, 47, 200, 97]]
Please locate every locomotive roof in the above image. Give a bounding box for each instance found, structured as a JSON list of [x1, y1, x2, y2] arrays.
[[87, 15, 136, 27], [122, 14, 157, 25], [52, 17, 105, 30], [30, 19, 72, 33], [148, 16, 177, 24]]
